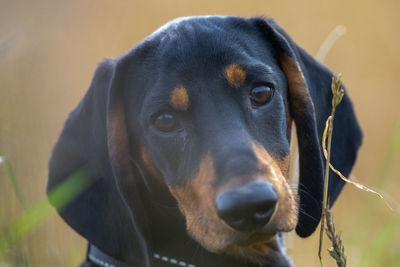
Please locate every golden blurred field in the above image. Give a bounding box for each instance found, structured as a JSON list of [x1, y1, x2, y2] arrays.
[[0, 0, 399, 266]]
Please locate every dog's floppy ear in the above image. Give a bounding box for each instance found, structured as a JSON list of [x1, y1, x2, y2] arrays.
[[48, 55, 151, 265], [252, 18, 363, 237]]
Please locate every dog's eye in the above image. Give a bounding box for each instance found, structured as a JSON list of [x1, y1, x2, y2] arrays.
[[249, 85, 274, 107], [153, 113, 180, 132]]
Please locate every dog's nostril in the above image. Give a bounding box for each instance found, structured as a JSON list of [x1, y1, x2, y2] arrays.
[[215, 180, 278, 232]]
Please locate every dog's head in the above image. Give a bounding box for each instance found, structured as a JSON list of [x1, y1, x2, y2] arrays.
[[48, 16, 362, 266]]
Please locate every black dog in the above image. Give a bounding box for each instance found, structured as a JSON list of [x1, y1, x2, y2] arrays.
[[48, 16, 362, 267]]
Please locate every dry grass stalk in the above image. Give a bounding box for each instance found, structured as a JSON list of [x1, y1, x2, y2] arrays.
[[325, 209, 346, 267], [318, 74, 344, 267], [318, 75, 396, 266], [322, 119, 392, 210]]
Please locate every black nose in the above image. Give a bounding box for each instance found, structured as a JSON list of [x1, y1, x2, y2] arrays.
[[215, 180, 278, 231]]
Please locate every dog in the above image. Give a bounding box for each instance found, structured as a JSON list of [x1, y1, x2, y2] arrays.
[[47, 16, 362, 267]]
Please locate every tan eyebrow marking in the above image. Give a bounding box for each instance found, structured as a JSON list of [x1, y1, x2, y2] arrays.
[[170, 85, 189, 111], [225, 64, 247, 88]]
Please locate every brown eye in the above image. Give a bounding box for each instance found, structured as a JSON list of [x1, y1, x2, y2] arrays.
[[249, 85, 274, 107], [153, 113, 180, 132]]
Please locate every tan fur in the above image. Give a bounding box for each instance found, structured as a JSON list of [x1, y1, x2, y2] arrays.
[[170, 85, 189, 111], [168, 144, 298, 261], [289, 124, 300, 186], [169, 155, 239, 252], [280, 54, 313, 113], [225, 64, 247, 88], [285, 102, 292, 140], [273, 154, 290, 179], [108, 98, 136, 188], [251, 143, 298, 233], [141, 146, 162, 178]]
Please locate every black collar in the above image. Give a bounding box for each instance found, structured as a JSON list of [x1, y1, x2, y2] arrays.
[[87, 244, 197, 267], [86, 232, 290, 267]]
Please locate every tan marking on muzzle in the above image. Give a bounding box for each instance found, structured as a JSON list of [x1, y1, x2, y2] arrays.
[[251, 142, 298, 232], [273, 154, 290, 179], [168, 146, 297, 262], [168, 155, 239, 252], [225, 64, 247, 88], [170, 85, 189, 111]]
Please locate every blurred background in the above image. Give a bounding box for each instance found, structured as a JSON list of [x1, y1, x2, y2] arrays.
[[0, 0, 399, 266]]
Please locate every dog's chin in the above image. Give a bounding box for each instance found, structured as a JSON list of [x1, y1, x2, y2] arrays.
[[214, 234, 293, 267]]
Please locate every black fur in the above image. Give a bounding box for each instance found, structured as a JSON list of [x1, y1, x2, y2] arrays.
[[48, 16, 362, 266]]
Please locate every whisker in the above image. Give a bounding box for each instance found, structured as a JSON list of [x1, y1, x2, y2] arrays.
[[297, 206, 320, 222]]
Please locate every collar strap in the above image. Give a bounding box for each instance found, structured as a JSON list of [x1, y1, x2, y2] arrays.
[[87, 244, 197, 267], [88, 245, 131, 267]]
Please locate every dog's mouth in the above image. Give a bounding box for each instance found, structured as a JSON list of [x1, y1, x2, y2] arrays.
[[234, 232, 276, 247], [222, 232, 276, 256], [223, 233, 292, 266]]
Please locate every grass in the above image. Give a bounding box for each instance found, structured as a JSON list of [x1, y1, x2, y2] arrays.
[[317, 76, 399, 267], [318, 74, 345, 267], [325, 210, 346, 267], [0, 166, 93, 258], [0, 156, 27, 210]]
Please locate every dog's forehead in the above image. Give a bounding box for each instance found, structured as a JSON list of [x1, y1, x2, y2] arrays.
[[148, 16, 271, 84], [149, 16, 252, 43], [148, 16, 265, 68], [139, 16, 279, 106]]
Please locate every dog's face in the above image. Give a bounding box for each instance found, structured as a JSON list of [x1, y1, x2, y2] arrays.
[[132, 17, 297, 259], [48, 16, 362, 267]]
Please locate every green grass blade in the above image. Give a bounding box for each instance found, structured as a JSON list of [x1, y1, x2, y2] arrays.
[[0, 156, 27, 210], [0, 169, 94, 255]]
